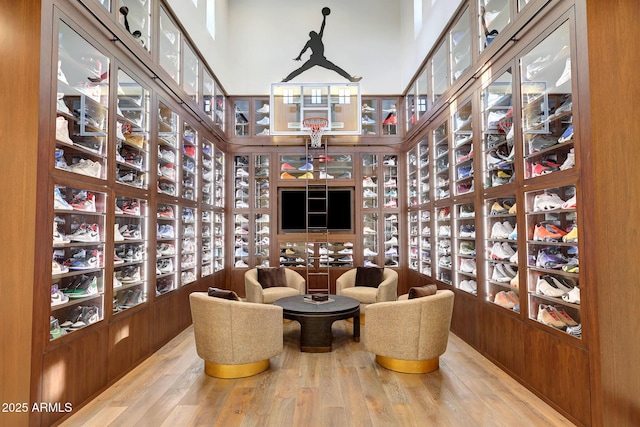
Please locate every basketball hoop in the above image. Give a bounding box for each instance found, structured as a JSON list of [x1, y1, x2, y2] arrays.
[[302, 117, 328, 148]]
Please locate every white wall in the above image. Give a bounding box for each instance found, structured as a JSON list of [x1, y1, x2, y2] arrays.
[[167, 0, 461, 96]]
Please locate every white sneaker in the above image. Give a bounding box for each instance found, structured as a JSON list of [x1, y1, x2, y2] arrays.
[[256, 104, 270, 114], [69, 159, 102, 178], [363, 248, 378, 256], [560, 149, 575, 170], [363, 226, 376, 235], [562, 286, 580, 304], [56, 116, 74, 144], [533, 192, 565, 211], [114, 224, 125, 242], [491, 222, 509, 239], [555, 58, 571, 87]]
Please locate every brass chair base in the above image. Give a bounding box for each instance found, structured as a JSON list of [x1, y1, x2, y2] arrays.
[[375, 355, 439, 373], [204, 359, 270, 378]]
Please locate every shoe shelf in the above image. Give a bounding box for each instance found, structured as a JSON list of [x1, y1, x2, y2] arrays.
[[51, 185, 106, 340], [255, 214, 271, 268], [117, 0, 151, 51], [156, 202, 178, 295], [452, 100, 474, 196], [214, 150, 225, 208], [115, 69, 149, 190], [435, 206, 453, 285], [418, 209, 432, 275], [381, 99, 398, 135], [454, 202, 477, 295], [384, 213, 400, 268], [418, 141, 430, 205], [201, 140, 214, 207], [362, 154, 379, 209], [157, 101, 179, 197], [520, 22, 575, 181], [407, 149, 419, 208], [234, 213, 250, 268], [182, 42, 198, 103], [279, 242, 311, 268], [405, 86, 416, 133], [450, 8, 471, 83], [433, 122, 450, 200], [180, 206, 198, 285], [254, 99, 270, 137], [201, 209, 214, 277], [213, 212, 224, 272], [181, 122, 197, 201], [479, 0, 511, 52], [113, 196, 148, 314], [524, 185, 581, 338], [363, 213, 379, 267], [234, 100, 250, 136], [408, 211, 420, 272], [432, 42, 448, 102], [482, 72, 514, 189], [254, 155, 270, 209], [158, 7, 180, 83], [361, 99, 377, 135], [383, 155, 399, 208], [484, 196, 520, 312], [56, 23, 110, 181]]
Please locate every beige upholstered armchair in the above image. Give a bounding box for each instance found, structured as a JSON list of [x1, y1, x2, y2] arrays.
[[189, 292, 283, 378], [335, 267, 398, 322], [364, 289, 454, 373], [244, 267, 305, 304]]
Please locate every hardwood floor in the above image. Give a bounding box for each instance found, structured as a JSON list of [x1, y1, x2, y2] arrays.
[[60, 321, 575, 426]]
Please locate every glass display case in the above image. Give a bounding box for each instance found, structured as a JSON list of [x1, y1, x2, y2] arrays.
[[384, 213, 399, 268], [383, 155, 399, 209], [482, 70, 514, 189], [55, 22, 109, 181], [484, 195, 519, 309], [381, 99, 398, 135], [159, 7, 180, 83], [416, 68, 429, 122], [455, 202, 477, 295], [479, 0, 510, 52], [234, 99, 250, 136], [435, 206, 452, 285], [452, 100, 473, 196], [363, 213, 379, 267], [525, 185, 580, 338], [418, 139, 429, 205], [419, 209, 432, 276], [279, 241, 311, 268], [214, 149, 225, 207], [520, 22, 575, 180], [181, 122, 197, 201], [432, 42, 448, 102], [214, 212, 224, 272], [233, 155, 250, 268], [156, 202, 177, 295], [51, 185, 106, 339], [361, 98, 377, 135], [113, 195, 148, 312], [254, 98, 270, 136], [254, 155, 270, 208], [362, 154, 378, 209], [214, 83, 225, 130], [405, 83, 416, 132], [180, 206, 197, 285], [255, 213, 270, 268], [203, 69, 215, 121], [408, 211, 419, 271], [157, 101, 178, 197], [118, 0, 150, 51], [115, 69, 149, 189], [201, 209, 213, 277], [451, 8, 471, 83], [201, 139, 214, 207], [433, 121, 450, 200], [183, 42, 198, 103]]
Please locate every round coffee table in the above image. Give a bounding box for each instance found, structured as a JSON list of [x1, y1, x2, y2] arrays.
[[274, 295, 360, 353]]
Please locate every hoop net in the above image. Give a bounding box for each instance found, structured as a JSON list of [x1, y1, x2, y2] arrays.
[[303, 117, 328, 148]]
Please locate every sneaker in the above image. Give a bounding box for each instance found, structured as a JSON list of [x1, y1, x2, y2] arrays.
[[533, 192, 565, 211], [562, 225, 578, 243], [54, 187, 73, 210], [536, 248, 568, 269], [494, 291, 516, 309], [562, 286, 580, 304], [536, 276, 567, 297], [69, 223, 100, 242], [298, 162, 313, 171], [63, 275, 98, 298], [459, 280, 477, 294], [319, 171, 334, 179], [558, 124, 574, 143], [56, 116, 74, 144], [298, 172, 313, 179], [256, 117, 270, 125], [51, 284, 69, 306], [256, 104, 270, 114], [459, 259, 476, 274], [491, 222, 509, 239], [533, 223, 567, 242], [363, 189, 377, 198], [363, 177, 377, 187], [114, 224, 125, 242], [537, 304, 566, 329], [508, 224, 518, 240], [566, 324, 582, 338], [363, 248, 378, 256], [553, 306, 579, 327], [280, 172, 296, 179], [562, 195, 577, 209], [529, 135, 558, 153], [555, 58, 571, 87], [70, 192, 96, 212], [559, 149, 575, 171]]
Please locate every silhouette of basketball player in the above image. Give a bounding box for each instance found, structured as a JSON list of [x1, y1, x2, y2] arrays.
[[282, 8, 361, 82]]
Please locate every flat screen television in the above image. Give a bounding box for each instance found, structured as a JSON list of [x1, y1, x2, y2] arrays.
[[279, 188, 353, 233]]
